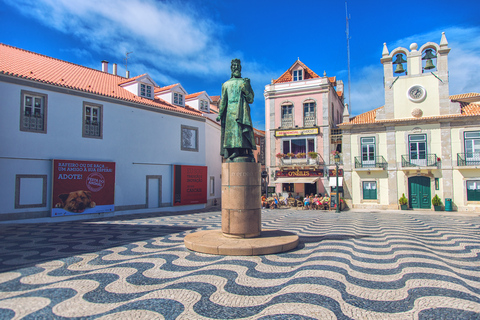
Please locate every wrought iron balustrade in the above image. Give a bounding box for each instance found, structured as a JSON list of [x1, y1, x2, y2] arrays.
[[457, 153, 480, 166], [281, 118, 294, 128], [401, 154, 440, 167], [279, 155, 325, 167], [354, 156, 387, 169], [303, 116, 316, 127]]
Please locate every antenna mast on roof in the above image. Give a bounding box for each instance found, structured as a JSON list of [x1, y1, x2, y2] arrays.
[[345, 1, 351, 113], [124, 51, 133, 71]]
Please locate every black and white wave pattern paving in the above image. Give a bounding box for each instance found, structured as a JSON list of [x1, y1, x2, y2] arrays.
[[1, 209, 480, 319]]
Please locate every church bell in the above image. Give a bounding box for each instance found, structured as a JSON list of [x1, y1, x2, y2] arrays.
[[392, 53, 407, 74], [422, 49, 437, 70]]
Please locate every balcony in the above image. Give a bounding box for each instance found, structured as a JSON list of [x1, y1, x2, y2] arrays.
[[279, 155, 325, 167], [354, 156, 387, 170], [281, 118, 294, 128], [457, 153, 480, 168], [401, 154, 440, 168], [304, 116, 316, 127]]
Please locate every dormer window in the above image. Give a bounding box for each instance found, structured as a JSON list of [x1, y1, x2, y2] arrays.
[[293, 70, 303, 81], [200, 100, 209, 111], [174, 92, 184, 106], [140, 83, 153, 98]]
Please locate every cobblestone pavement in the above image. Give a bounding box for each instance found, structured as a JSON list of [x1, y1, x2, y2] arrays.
[[1, 208, 480, 319]]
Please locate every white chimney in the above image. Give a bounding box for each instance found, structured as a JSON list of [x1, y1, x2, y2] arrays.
[[126, 70, 130, 78], [101, 60, 109, 73], [112, 63, 117, 76]]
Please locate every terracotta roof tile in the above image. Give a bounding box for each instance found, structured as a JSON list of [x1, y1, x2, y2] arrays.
[[273, 60, 320, 84], [462, 103, 480, 115], [185, 91, 204, 99], [154, 83, 180, 93], [0, 44, 203, 117], [450, 93, 480, 100], [118, 73, 148, 85]]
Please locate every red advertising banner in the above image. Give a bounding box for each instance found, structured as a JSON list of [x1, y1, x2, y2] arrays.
[[173, 165, 207, 206], [52, 159, 115, 216]]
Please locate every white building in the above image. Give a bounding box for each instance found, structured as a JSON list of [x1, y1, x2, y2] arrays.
[[0, 43, 221, 221]]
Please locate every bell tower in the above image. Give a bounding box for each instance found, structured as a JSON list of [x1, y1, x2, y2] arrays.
[[377, 32, 453, 121]]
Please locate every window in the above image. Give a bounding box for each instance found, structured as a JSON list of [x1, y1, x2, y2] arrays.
[[181, 125, 198, 151], [83, 103, 102, 138], [174, 93, 184, 106], [283, 138, 315, 155], [409, 134, 427, 165], [21, 90, 47, 133], [200, 100, 209, 111], [210, 176, 215, 196], [363, 181, 377, 200], [293, 70, 303, 81], [303, 102, 315, 126], [140, 83, 152, 98], [361, 137, 375, 166], [464, 131, 480, 163], [466, 180, 480, 201], [281, 104, 293, 128]]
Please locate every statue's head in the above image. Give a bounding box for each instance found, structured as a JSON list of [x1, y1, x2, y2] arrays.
[[231, 59, 241, 78]]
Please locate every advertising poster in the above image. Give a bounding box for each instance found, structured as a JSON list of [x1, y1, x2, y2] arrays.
[[52, 159, 115, 216], [173, 165, 207, 206]]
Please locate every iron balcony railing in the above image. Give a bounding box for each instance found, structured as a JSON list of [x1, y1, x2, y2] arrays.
[[303, 116, 316, 127], [354, 156, 388, 169], [279, 155, 325, 167], [457, 153, 480, 166], [401, 154, 440, 167], [281, 118, 294, 128]]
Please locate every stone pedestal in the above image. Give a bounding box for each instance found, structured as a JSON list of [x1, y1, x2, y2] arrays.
[[184, 162, 298, 256], [221, 162, 261, 238]]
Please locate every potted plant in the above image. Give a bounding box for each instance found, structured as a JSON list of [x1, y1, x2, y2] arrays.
[[432, 194, 443, 211], [308, 151, 318, 159], [332, 150, 340, 162], [399, 193, 408, 210], [276, 153, 285, 159], [296, 152, 306, 158], [286, 152, 294, 158]]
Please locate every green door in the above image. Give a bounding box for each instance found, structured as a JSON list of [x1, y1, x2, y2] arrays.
[[408, 176, 431, 209]]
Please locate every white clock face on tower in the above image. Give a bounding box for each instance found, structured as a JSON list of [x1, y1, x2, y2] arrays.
[[407, 85, 426, 102]]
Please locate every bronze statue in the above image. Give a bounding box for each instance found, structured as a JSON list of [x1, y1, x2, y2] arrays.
[[216, 59, 256, 162]]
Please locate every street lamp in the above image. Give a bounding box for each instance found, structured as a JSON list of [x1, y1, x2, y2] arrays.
[[261, 170, 268, 196], [335, 159, 341, 213]]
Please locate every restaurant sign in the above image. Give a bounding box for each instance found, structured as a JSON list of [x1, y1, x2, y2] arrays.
[[276, 169, 324, 177], [328, 168, 344, 177], [275, 127, 319, 137]]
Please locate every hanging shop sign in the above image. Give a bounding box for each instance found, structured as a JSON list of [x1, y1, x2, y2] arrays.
[[173, 165, 207, 206], [328, 168, 344, 177], [52, 159, 115, 217], [275, 127, 319, 137], [276, 169, 324, 178]]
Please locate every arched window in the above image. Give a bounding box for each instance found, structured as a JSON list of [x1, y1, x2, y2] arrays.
[[392, 52, 407, 76], [303, 101, 315, 127], [422, 48, 437, 73], [281, 104, 294, 128]]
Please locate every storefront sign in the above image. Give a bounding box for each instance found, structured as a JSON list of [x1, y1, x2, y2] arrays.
[[173, 165, 207, 206], [275, 127, 319, 137], [276, 169, 324, 177], [52, 159, 115, 217], [328, 168, 344, 177]]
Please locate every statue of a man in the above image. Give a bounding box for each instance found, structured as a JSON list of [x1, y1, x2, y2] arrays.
[[216, 59, 256, 162]]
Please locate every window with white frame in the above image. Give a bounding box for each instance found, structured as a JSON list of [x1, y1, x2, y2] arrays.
[[140, 83, 153, 98], [174, 93, 184, 106], [464, 131, 480, 162], [303, 102, 315, 126], [83, 102, 102, 138], [293, 70, 303, 81], [361, 137, 375, 165], [200, 100, 209, 111], [466, 180, 480, 201], [362, 181, 377, 200], [281, 104, 293, 128], [21, 90, 47, 133]]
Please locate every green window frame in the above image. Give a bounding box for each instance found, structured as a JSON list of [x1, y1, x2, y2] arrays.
[[466, 180, 480, 201], [363, 181, 377, 200]]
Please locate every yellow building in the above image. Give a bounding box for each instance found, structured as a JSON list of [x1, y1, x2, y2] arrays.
[[340, 33, 480, 212]]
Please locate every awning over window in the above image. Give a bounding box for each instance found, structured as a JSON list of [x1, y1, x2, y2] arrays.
[[329, 177, 343, 187], [275, 177, 320, 184]]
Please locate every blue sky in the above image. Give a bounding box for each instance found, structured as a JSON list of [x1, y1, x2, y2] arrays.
[[1, 0, 480, 130]]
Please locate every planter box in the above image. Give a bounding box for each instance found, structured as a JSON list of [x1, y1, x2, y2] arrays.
[[433, 205, 443, 211], [400, 204, 408, 210]]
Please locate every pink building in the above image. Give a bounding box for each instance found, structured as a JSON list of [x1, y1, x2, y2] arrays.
[[264, 60, 345, 197]]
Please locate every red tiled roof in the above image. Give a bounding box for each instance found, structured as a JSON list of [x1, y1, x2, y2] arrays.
[[185, 91, 204, 99], [450, 93, 480, 100], [0, 44, 202, 117], [210, 95, 220, 102], [154, 83, 180, 93], [118, 73, 148, 85], [340, 102, 480, 126], [273, 60, 320, 84]]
